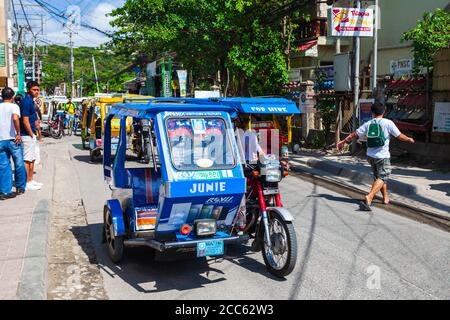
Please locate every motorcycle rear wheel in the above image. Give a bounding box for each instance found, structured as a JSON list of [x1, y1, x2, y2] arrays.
[[262, 210, 297, 278], [50, 126, 62, 139]]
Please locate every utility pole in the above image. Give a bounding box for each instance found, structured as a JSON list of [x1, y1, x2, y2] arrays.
[[92, 55, 100, 93], [372, 0, 379, 94], [351, 0, 361, 154], [69, 31, 75, 97], [334, 8, 341, 145], [32, 37, 35, 81], [64, 27, 77, 97]]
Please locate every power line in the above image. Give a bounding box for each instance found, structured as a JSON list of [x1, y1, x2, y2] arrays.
[[18, 0, 35, 36], [33, 0, 113, 37], [11, 0, 19, 27], [29, 0, 109, 47]]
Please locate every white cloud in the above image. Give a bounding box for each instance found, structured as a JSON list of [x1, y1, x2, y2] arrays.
[[45, 2, 122, 47]]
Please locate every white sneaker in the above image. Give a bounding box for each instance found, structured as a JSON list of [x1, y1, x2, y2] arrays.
[[31, 180, 43, 187], [26, 182, 41, 191]]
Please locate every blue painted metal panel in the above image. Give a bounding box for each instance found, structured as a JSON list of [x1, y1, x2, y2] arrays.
[[112, 117, 128, 188], [175, 231, 233, 242], [103, 114, 114, 180], [127, 168, 162, 207], [106, 199, 125, 236]]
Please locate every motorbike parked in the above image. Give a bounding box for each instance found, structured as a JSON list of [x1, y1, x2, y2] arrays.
[[49, 113, 65, 139], [131, 118, 154, 164]]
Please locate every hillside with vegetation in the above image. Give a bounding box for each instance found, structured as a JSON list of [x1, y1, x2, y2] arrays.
[[39, 45, 136, 95]]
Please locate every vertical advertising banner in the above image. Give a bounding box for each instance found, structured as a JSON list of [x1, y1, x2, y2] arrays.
[[330, 8, 374, 37], [176, 70, 188, 97], [162, 60, 173, 97], [146, 61, 157, 96], [359, 99, 375, 125]]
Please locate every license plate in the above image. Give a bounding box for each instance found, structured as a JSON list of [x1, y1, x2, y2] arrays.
[[263, 188, 279, 195], [196, 240, 224, 257], [111, 138, 119, 151]]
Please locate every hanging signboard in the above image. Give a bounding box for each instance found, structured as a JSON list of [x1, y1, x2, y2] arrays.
[[0, 43, 6, 67], [433, 102, 450, 133], [299, 92, 316, 113], [359, 99, 375, 125], [330, 8, 374, 37], [390, 59, 413, 76]]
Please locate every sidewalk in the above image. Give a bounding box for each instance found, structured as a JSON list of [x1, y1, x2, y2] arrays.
[[0, 142, 54, 300], [290, 149, 450, 220]]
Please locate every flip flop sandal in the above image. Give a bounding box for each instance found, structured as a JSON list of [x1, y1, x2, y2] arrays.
[[360, 200, 372, 211]]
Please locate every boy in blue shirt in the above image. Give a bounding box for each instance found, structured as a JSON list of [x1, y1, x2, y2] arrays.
[[19, 81, 43, 191]]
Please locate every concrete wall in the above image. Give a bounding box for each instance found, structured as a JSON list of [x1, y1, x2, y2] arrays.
[[360, 0, 450, 76]]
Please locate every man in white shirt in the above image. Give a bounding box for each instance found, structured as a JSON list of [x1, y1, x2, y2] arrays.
[[235, 117, 264, 164], [336, 102, 415, 209], [0, 87, 27, 198]]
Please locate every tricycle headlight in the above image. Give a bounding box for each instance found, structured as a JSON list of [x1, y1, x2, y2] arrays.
[[195, 219, 217, 236], [265, 168, 282, 182]]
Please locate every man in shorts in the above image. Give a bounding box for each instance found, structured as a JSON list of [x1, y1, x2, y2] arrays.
[[19, 81, 43, 191], [64, 97, 76, 130], [336, 102, 415, 209], [0, 87, 27, 199]]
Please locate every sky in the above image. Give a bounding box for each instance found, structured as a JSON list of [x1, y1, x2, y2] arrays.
[[12, 0, 126, 47]]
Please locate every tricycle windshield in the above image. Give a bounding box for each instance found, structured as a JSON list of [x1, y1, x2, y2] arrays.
[[166, 117, 236, 170]]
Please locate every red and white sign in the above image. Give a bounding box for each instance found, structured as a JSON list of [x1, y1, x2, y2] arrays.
[[330, 8, 374, 37]]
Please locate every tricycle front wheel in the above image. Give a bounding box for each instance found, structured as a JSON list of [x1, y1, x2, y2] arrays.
[[262, 211, 297, 278], [104, 207, 124, 263]]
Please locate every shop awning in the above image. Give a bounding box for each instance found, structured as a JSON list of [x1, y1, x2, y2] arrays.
[[397, 94, 427, 106], [386, 78, 426, 91], [393, 120, 431, 133], [297, 40, 317, 51]]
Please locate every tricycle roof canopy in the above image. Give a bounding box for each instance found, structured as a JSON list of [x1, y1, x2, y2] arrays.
[[109, 97, 301, 119]]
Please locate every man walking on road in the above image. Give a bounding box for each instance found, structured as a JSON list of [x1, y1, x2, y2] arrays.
[[336, 102, 415, 209], [19, 81, 43, 191], [0, 87, 27, 199]]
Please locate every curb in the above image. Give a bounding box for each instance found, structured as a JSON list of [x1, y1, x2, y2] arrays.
[[17, 199, 51, 300], [292, 156, 418, 196], [17, 148, 52, 300]]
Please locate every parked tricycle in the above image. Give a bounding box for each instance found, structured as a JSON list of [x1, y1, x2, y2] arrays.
[[102, 97, 300, 277]]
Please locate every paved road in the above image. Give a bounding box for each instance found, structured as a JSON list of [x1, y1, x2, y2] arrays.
[[54, 137, 450, 299]]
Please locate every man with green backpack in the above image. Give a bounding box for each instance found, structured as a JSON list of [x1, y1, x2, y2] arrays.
[[336, 102, 415, 209]]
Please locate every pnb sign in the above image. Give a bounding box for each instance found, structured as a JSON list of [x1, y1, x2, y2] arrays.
[[329, 8, 374, 37]]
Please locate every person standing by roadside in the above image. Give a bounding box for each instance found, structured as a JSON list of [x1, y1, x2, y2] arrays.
[[34, 96, 43, 142], [34, 96, 43, 165], [64, 97, 76, 132], [19, 81, 43, 191], [0, 87, 27, 199], [336, 102, 415, 209]]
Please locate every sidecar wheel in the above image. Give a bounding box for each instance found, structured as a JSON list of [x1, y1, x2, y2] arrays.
[[104, 208, 124, 263], [262, 211, 297, 278]]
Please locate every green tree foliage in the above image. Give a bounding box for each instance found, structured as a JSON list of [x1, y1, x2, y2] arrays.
[[401, 8, 450, 73], [109, 0, 309, 96], [314, 67, 335, 142], [40, 45, 135, 95]]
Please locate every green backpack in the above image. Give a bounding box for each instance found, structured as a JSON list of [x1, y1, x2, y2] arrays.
[[367, 120, 386, 148]]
